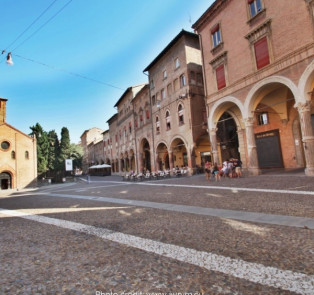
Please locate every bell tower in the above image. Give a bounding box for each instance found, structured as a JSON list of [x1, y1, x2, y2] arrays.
[[0, 98, 7, 123]]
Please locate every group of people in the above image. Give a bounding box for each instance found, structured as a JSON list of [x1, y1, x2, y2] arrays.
[[204, 158, 242, 181]]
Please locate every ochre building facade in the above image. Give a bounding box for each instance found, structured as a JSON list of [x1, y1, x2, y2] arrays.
[[0, 98, 37, 190]]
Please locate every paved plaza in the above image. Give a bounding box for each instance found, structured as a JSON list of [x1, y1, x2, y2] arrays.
[[0, 172, 313, 295]]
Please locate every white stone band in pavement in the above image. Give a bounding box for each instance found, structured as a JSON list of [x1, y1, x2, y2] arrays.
[[79, 180, 314, 196], [0, 208, 313, 295], [43, 192, 314, 229]]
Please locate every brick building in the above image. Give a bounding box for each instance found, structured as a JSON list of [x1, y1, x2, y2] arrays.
[[193, 0, 314, 175], [143, 30, 209, 173], [0, 98, 37, 190], [80, 127, 104, 173], [132, 84, 154, 172]]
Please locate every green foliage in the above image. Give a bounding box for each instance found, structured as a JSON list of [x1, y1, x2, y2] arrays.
[[30, 124, 83, 180], [29, 123, 49, 175]]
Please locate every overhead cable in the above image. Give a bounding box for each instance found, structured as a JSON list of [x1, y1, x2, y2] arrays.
[[13, 53, 125, 91], [4, 0, 59, 51], [12, 0, 73, 52]]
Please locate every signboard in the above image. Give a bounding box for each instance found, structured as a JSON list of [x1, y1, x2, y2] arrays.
[[65, 159, 73, 171]]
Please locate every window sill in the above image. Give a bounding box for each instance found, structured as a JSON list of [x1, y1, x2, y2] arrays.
[[211, 42, 224, 55], [247, 8, 266, 26]]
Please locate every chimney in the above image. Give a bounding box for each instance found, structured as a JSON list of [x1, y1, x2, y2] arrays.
[[0, 98, 8, 123]]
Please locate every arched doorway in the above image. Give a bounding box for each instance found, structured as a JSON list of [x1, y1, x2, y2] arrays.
[[0, 172, 11, 190], [156, 142, 169, 170], [142, 140, 151, 172], [216, 112, 240, 162], [129, 150, 136, 172], [171, 138, 188, 168], [249, 82, 300, 169]]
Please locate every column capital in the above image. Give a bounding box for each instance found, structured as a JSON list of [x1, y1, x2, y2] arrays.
[[294, 101, 312, 113], [209, 128, 217, 135], [243, 117, 254, 127]]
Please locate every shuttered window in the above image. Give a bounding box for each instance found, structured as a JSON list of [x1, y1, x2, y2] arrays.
[[254, 37, 270, 69], [216, 64, 226, 90]]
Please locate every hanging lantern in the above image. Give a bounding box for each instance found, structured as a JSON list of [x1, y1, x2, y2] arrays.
[[6, 52, 13, 65]]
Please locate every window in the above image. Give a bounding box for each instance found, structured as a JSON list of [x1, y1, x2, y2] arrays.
[[249, 0, 262, 18], [146, 110, 150, 120], [166, 111, 171, 130], [150, 79, 155, 89], [161, 88, 166, 100], [211, 24, 221, 48], [156, 116, 160, 133], [167, 83, 172, 96], [129, 122, 132, 133], [175, 58, 180, 69], [25, 151, 29, 159], [190, 71, 196, 85], [254, 37, 270, 69], [1, 141, 10, 150], [174, 78, 179, 91], [257, 112, 268, 125], [178, 104, 184, 125], [180, 74, 186, 88], [11, 151, 16, 159], [196, 73, 203, 86], [163, 70, 167, 79], [216, 64, 226, 90], [152, 95, 156, 105]]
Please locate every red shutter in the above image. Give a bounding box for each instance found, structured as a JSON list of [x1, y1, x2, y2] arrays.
[[140, 114, 143, 121], [146, 110, 150, 119], [135, 119, 138, 127], [216, 64, 226, 90], [211, 24, 219, 34], [254, 37, 270, 69], [248, 0, 254, 4]]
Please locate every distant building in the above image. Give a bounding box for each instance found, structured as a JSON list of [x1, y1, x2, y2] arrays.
[[143, 30, 208, 173], [193, 0, 314, 175], [113, 84, 147, 173], [80, 127, 104, 173], [0, 98, 37, 190]]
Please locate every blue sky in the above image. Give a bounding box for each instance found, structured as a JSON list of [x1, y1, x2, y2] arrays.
[[0, 0, 213, 143]]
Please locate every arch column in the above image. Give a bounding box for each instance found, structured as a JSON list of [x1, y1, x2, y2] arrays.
[[237, 128, 247, 168], [138, 152, 143, 173], [296, 101, 314, 176], [244, 118, 261, 175], [155, 153, 160, 171], [168, 150, 174, 170], [209, 128, 219, 165], [189, 146, 196, 168]]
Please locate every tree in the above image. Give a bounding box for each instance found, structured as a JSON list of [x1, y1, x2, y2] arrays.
[[69, 143, 83, 170], [60, 127, 71, 160], [30, 123, 49, 176], [30, 124, 82, 181]]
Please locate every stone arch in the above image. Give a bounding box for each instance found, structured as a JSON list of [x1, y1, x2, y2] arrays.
[[298, 60, 314, 101], [155, 140, 169, 170], [244, 75, 300, 118], [0, 170, 13, 190], [138, 138, 152, 172], [208, 96, 245, 130], [170, 136, 189, 169]]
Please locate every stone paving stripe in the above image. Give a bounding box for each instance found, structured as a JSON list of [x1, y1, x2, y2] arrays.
[[0, 208, 313, 295], [43, 192, 314, 229], [80, 180, 314, 196]]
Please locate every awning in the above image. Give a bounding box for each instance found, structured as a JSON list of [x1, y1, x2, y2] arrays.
[[88, 164, 111, 169]]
